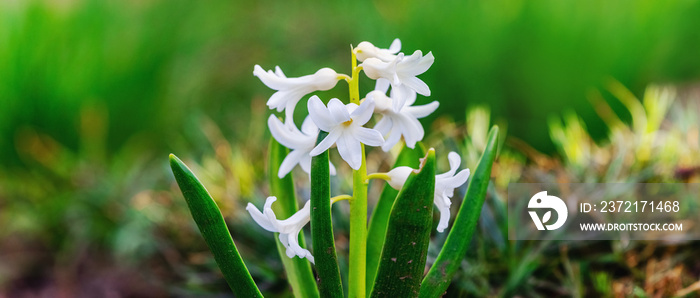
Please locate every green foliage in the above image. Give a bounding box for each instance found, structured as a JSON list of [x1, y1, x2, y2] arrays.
[[365, 144, 425, 293], [420, 126, 499, 298], [309, 132, 343, 297], [371, 149, 436, 298], [169, 154, 262, 297]]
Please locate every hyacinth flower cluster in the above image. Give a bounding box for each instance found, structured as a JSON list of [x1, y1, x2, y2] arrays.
[[169, 39, 500, 298]]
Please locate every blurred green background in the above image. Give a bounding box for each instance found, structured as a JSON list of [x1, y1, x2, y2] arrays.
[[2, 0, 700, 296]]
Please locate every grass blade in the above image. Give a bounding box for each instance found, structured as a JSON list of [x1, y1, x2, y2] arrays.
[[169, 154, 263, 297], [370, 148, 436, 298], [268, 138, 319, 298], [419, 126, 499, 298], [310, 131, 343, 297], [366, 144, 425, 293]]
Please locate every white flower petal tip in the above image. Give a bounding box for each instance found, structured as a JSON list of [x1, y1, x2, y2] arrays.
[[384, 152, 470, 232], [308, 97, 384, 170], [269, 115, 335, 178], [354, 38, 402, 62], [253, 65, 342, 118], [246, 197, 315, 263]]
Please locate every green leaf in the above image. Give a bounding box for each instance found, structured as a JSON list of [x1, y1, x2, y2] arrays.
[[268, 138, 319, 298], [370, 148, 436, 298], [169, 154, 262, 297], [419, 126, 499, 298], [309, 131, 343, 297], [366, 144, 425, 293]]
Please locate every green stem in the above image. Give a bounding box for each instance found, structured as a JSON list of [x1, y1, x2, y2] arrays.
[[349, 47, 361, 105], [348, 46, 367, 298], [365, 173, 390, 183], [350, 145, 368, 298], [331, 195, 353, 204]]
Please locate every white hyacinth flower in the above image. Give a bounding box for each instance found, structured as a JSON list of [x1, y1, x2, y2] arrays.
[[354, 38, 402, 62], [268, 115, 337, 178], [385, 152, 470, 232], [360, 50, 434, 101], [253, 65, 342, 122], [246, 196, 315, 263], [307, 96, 385, 170], [369, 89, 439, 151]]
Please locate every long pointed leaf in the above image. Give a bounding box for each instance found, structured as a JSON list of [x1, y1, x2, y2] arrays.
[[419, 126, 499, 298], [169, 154, 262, 297], [370, 149, 436, 298], [268, 139, 319, 298], [366, 144, 425, 293], [310, 131, 343, 297]]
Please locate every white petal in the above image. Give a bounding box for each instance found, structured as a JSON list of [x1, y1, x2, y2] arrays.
[[262, 197, 280, 230], [328, 98, 351, 123], [434, 195, 451, 233], [389, 85, 411, 112], [268, 115, 307, 149], [312, 68, 341, 91], [388, 38, 401, 53], [382, 130, 402, 152], [401, 76, 431, 97], [310, 128, 342, 156], [353, 127, 384, 147], [387, 166, 413, 190], [374, 116, 392, 135], [375, 78, 391, 93], [287, 231, 314, 262], [440, 169, 471, 194], [246, 202, 277, 232], [447, 152, 462, 175], [399, 50, 434, 76], [308, 95, 335, 131], [360, 57, 391, 81], [279, 233, 294, 258], [278, 149, 306, 178], [350, 98, 375, 125], [397, 115, 424, 147], [329, 161, 337, 176], [267, 90, 296, 111], [274, 66, 286, 78], [253, 65, 289, 90], [355, 40, 400, 62], [299, 153, 312, 174], [336, 130, 362, 170], [301, 115, 318, 135], [368, 90, 392, 113], [407, 101, 439, 118], [276, 200, 311, 233]]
